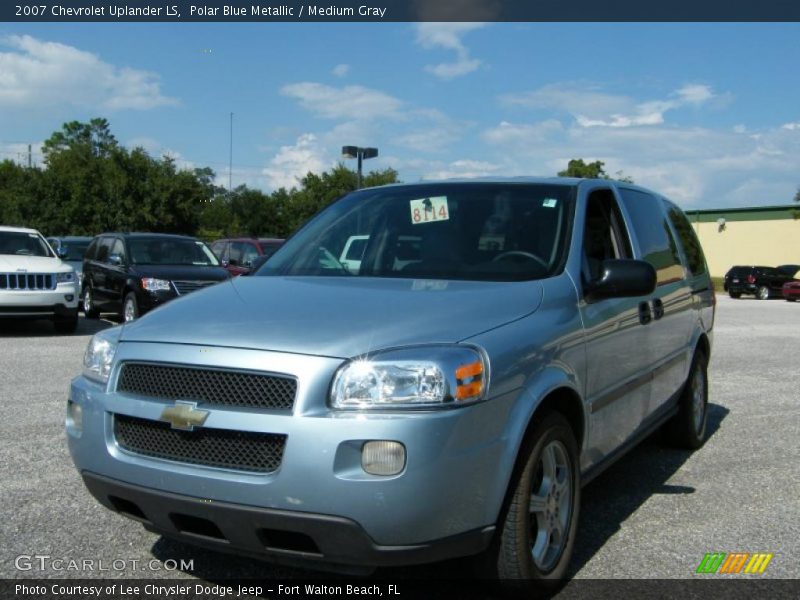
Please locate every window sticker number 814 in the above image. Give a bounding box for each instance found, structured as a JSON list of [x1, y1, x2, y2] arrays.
[[410, 196, 449, 225]]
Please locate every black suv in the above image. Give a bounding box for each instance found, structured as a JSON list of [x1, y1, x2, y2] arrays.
[[81, 233, 229, 321], [724, 265, 793, 299]]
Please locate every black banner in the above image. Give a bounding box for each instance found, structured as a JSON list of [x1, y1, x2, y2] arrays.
[[2, 0, 800, 23]]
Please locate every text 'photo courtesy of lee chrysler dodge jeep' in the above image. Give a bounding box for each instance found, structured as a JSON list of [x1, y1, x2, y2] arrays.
[[67, 179, 714, 589], [81, 233, 230, 322], [0, 225, 79, 333]]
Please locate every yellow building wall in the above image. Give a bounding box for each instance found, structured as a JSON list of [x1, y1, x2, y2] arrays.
[[692, 219, 800, 278]]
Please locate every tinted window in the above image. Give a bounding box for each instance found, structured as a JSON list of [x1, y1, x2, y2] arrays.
[[128, 238, 219, 266], [85, 238, 99, 260], [583, 189, 632, 282], [63, 242, 90, 261], [665, 202, 706, 276], [96, 237, 113, 263], [619, 189, 682, 285], [259, 183, 575, 282], [110, 238, 126, 262]]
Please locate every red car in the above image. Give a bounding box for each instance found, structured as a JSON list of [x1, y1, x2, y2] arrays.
[[782, 280, 800, 302], [210, 237, 284, 276]]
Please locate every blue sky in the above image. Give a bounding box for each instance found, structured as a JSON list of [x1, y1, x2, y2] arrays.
[[1, 23, 799, 208]]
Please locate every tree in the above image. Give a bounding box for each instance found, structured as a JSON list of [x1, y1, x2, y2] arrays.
[[558, 159, 633, 183]]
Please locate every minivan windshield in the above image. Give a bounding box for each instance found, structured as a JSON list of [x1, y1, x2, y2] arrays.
[[259, 183, 575, 281], [0, 232, 53, 257], [129, 238, 220, 266]]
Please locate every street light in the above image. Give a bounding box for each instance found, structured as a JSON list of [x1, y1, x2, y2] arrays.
[[342, 146, 378, 189]]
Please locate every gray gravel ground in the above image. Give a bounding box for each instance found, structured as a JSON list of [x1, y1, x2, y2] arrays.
[[1, 295, 798, 586]]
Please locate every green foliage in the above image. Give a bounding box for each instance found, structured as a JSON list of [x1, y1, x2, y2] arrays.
[[558, 158, 633, 183], [1, 119, 401, 240]]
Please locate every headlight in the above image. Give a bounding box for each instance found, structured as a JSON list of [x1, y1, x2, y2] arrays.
[[141, 278, 171, 291], [330, 346, 487, 410], [56, 271, 75, 283], [83, 326, 122, 384]]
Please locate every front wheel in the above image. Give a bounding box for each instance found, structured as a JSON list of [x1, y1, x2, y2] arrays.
[[757, 286, 770, 300], [490, 413, 580, 587], [728, 291, 741, 299], [82, 286, 100, 318], [123, 292, 139, 322]]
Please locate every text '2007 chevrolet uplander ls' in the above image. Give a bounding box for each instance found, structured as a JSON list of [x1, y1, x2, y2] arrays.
[[67, 178, 714, 588]]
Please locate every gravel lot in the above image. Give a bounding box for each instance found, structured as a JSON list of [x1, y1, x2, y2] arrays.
[[1, 296, 798, 587]]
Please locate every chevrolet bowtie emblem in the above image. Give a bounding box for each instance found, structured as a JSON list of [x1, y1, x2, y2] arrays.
[[159, 401, 209, 431]]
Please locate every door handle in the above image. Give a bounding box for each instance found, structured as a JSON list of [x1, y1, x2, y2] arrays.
[[638, 301, 652, 325], [652, 298, 664, 320]]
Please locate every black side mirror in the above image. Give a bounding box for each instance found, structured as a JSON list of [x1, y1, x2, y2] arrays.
[[585, 259, 656, 303]]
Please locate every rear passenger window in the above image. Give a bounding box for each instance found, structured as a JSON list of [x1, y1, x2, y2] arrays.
[[618, 189, 682, 285], [665, 203, 706, 276]]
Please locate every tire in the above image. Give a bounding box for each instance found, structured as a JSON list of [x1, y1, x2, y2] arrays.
[[122, 292, 139, 322], [487, 413, 580, 589], [787, 298, 796, 302], [82, 286, 100, 318], [757, 286, 770, 300], [664, 351, 709, 450], [728, 290, 740, 298], [54, 313, 78, 334]]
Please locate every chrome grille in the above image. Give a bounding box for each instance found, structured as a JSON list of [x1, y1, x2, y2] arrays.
[[0, 272, 56, 290], [114, 414, 286, 473], [117, 363, 297, 410], [172, 280, 218, 295]]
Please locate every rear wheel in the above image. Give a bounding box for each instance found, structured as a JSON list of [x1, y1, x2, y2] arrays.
[[487, 413, 580, 589], [728, 290, 740, 298], [82, 286, 99, 318], [757, 286, 770, 300], [664, 350, 708, 449]]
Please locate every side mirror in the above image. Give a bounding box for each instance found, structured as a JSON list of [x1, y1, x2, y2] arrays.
[[56, 247, 68, 259], [585, 259, 656, 303], [108, 253, 124, 266]]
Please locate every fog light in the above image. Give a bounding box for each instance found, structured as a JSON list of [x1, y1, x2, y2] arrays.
[[65, 294, 74, 302], [362, 441, 405, 476], [66, 400, 82, 433]]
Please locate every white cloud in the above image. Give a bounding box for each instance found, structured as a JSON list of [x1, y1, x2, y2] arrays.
[[280, 82, 403, 120], [262, 133, 332, 190], [782, 122, 800, 131], [415, 23, 486, 80], [423, 159, 502, 180], [503, 82, 718, 129], [332, 64, 350, 77], [0, 35, 177, 110]]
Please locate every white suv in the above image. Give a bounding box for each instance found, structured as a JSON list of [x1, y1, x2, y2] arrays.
[[0, 226, 79, 333]]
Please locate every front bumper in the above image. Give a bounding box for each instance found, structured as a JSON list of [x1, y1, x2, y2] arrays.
[[81, 472, 494, 569], [0, 283, 79, 318], [67, 342, 516, 564]]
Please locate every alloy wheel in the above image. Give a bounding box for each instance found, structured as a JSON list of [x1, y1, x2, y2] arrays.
[[529, 440, 573, 571]]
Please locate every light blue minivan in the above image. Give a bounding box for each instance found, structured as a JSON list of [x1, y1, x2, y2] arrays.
[[68, 178, 714, 586]]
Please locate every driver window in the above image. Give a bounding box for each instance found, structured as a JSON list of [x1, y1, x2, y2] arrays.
[[110, 239, 126, 263], [582, 190, 631, 284]]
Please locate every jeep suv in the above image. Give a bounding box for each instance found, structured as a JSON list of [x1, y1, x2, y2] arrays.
[[724, 265, 793, 299], [67, 180, 714, 587], [0, 226, 79, 333], [81, 233, 229, 322]]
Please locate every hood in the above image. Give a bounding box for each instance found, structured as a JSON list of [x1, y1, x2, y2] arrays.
[[0, 255, 71, 273], [121, 276, 543, 357], [129, 264, 229, 281]]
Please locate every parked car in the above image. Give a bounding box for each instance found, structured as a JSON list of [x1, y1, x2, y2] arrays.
[[776, 264, 800, 278], [1, 225, 79, 332], [47, 236, 93, 285], [723, 265, 794, 299], [68, 179, 713, 588], [782, 280, 800, 302], [81, 233, 229, 322], [210, 237, 284, 276]]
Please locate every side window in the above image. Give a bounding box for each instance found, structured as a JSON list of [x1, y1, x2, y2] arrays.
[[665, 202, 706, 276], [618, 189, 683, 285], [241, 243, 260, 266], [110, 238, 126, 263], [95, 237, 113, 263], [229, 242, 245, 265], [582, 189, 632, 283], [210, 241, 226, 259], [85, 239, 99, 260]]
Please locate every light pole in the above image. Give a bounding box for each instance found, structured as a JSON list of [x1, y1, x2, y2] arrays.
[[342, 146, 378, 189]]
